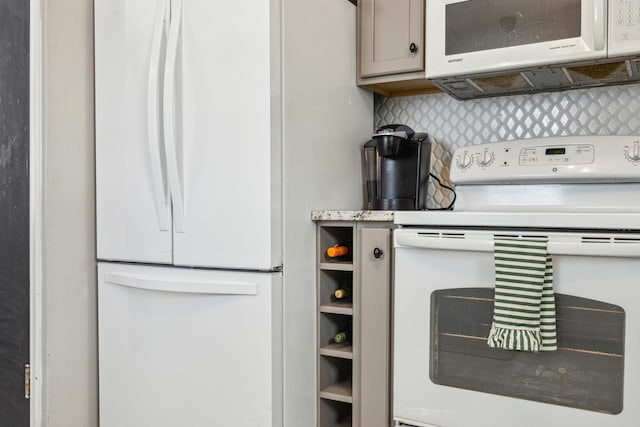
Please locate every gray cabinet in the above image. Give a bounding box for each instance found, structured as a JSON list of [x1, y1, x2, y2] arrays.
[[316, 221, 392, 427], [359, 0, 424, 78], [357, 0, 440, 97]]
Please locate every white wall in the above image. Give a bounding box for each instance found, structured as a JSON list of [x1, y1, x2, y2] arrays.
[[283, 0, 373, 424], [42, 0, 97, 425]]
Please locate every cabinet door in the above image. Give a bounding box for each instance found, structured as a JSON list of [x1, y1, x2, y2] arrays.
[[359, 0, 424, 77], [172, 0, 281, 269], [95, 0, 173, 263], [357, 227, 391, 426]]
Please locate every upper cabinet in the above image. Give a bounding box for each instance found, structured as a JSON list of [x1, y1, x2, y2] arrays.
[[357, 0, 440, 97], [359, 0, 423, 78]]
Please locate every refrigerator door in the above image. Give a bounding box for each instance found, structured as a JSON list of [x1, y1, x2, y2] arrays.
[[171, 0, 281, 269], [98, 262, 283, 426], [95, 0, 173, 263]]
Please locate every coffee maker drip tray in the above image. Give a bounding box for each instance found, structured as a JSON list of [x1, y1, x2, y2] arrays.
[[372, 198, 417, 211]]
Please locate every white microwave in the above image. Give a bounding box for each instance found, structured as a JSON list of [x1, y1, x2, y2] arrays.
[[426, 0, 640, 99]]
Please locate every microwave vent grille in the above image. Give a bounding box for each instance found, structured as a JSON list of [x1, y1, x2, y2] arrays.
[[563, 61, 632, 84], [467, 73, 533, 93]]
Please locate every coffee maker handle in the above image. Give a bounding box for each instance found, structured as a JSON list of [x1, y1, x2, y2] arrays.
[[377, 124, 415, 140]]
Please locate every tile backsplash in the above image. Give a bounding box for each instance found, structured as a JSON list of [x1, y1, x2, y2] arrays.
[[375, 84, 640, 208]]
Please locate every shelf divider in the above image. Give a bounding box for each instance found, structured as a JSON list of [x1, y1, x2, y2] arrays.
[[319, 380, 353, 404], [319, 261, 354, 271], [319, 302, 353, 315], [319, 342, 353, 359]]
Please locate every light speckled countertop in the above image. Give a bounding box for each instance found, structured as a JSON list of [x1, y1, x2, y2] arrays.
[[311, 210, 395, 222]]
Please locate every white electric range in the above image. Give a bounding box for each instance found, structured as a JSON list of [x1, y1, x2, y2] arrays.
[[393, 136, 640, 427]]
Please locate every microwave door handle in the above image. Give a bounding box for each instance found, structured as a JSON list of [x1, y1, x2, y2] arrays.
[[163, 0, 185, 233], [593, 0, 606, 51], [147, 0, 170, 231], [104, 272, 258, 295]]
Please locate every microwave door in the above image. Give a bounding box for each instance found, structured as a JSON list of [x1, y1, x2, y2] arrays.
[[426, 0, 607, 79]]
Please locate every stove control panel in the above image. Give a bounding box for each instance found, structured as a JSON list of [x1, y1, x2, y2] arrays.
[[519, 144, 594, 166], [450, 136, 640, 184]]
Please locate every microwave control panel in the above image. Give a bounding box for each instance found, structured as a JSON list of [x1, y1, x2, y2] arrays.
[[609, 0, 640, 56], [451, 136, 640, 184]]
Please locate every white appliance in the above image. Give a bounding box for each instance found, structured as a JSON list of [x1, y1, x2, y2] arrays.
[[393, 136, 640, 427], [425, 0, 640, 99], [94, 0, 372, 425]]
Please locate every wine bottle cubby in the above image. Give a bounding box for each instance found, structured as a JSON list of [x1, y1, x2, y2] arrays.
[[315, 219, 393, 427]]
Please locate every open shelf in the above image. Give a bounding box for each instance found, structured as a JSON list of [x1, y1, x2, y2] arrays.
[[319, 398, 352, 427], [319, 313, 352, 349], [319, 226, 353, 264]]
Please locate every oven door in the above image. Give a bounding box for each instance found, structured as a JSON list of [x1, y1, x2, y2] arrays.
[[425, 0, 607, 79], [393, 227, 640, 427]]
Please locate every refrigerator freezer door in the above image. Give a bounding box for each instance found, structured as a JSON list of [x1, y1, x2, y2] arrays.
[[95, 0, 173, 263], [173, 0, 281, 269], [98, 262, 283, 426]]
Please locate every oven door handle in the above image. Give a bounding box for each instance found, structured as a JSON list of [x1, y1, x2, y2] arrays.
[[396, 234, 640, 258], [548, 241, 640, 258], [395, 234, 492, 252]]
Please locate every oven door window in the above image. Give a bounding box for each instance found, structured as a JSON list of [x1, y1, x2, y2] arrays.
[[430, 288, 624, 414], [445, 0, 582, 55]]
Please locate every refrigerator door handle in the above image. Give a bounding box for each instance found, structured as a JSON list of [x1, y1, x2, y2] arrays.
[[163, 0, 185, 232], [147, 0, 170, 231], [104, 272, 258, 295]]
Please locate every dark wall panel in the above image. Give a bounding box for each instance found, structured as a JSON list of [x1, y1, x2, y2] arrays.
[[0, 0, 30, 425]]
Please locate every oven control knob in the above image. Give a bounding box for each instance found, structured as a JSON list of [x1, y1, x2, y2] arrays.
[[477, 150, 495, 167], [624, 140, 640, 163], [456, 151, 474, 170]]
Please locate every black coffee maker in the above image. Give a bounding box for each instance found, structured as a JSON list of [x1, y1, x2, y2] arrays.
[[363, 124, 431, 210]]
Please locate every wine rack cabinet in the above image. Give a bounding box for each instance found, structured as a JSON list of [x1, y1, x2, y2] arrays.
[[315, 220, 393, 427]]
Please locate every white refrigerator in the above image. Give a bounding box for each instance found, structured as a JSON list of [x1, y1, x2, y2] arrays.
[[94, 0, 372, 426]]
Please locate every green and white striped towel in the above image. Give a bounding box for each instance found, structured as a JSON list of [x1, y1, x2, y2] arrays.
[[487, 237, 557, 352]]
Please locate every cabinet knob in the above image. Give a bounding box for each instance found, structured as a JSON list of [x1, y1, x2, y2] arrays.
[[409, 42, 418, 54], [373, 247, 383, 258]]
